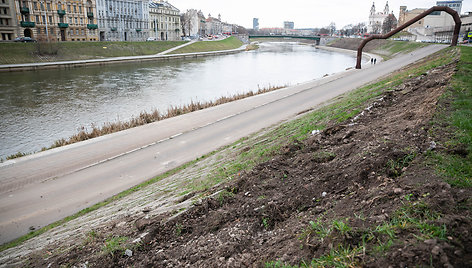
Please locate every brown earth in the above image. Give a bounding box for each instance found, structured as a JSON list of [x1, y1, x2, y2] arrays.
[[24, 55, 472, 267], [327, 38, 389, 52]]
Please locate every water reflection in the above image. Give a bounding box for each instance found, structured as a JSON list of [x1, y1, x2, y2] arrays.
[[0, 42, 356, 159]]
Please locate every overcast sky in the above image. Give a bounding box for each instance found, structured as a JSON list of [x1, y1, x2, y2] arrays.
[[170, 0, 472, 29]]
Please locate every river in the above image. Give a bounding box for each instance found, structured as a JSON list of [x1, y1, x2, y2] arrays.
[[0, 42, 357, 160]]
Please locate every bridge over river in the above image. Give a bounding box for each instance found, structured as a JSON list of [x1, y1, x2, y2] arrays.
[[249, 35, 321, 45]]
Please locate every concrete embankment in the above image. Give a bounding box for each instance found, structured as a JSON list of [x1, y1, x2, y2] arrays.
[[0, 45, 247, 73], [316, 45, 381, 65]]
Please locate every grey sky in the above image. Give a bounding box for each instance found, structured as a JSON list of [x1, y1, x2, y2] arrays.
[[170, 0, 471, 29]]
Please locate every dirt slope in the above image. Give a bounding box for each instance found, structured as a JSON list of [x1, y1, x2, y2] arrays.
[[23, 49, 472, 267]]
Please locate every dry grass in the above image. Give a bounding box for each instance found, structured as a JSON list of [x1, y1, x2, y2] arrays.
[[47, 85, 286, 150]]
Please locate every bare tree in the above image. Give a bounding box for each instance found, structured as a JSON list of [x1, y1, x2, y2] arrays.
[[329, 22, 336, 36], [382, 14, 397, 34], [352, 22, 367, 35], [372, 22, 382, 34], [180, 11, 192, 37]]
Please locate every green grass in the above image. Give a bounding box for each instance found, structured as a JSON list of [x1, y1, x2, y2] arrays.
[[0, 41, 186, 64], [427, 46, 472, 188], [102, 236, 128, 256], [170, 36, 243, 54], [180, 47, 458, 199], [0, 42, 455, 253], [375, 40, 429, 60], [0, 155, 210, 252]]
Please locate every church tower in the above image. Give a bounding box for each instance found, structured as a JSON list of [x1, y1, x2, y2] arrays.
[[384, 1, 389, 14], [370, 2, 376, 15]]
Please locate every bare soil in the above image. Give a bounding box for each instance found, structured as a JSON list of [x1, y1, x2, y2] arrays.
[[21, 50, 472, 267]]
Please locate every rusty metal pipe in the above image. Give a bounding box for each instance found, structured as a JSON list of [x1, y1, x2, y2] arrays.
[[356, 6, 462, 69]]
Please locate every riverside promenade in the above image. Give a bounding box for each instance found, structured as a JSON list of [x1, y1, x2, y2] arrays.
[[0, 44, 445, 247]]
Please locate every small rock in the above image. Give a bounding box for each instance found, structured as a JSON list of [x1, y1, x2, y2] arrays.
[[311, 130, 321, 135], [29, 226, 35, 231], [322, 192, 327, 197], [135, 218, 151, 231], [428, 141, 437, 151], [424, 239, 437, 245], [394, 188, 403, 194], [431, 245, 441, 255], [125, 249, 133, 257]]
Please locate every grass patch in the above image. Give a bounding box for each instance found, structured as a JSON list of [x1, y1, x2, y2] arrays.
[[180, 47, 457, 199], [374, 40, 429, 60], [0, 41, 187, 64], [427, 46, 472, 188], [102, 236, 128, 257], [170, 36, 243, 54], [1, 43, 453, 252]]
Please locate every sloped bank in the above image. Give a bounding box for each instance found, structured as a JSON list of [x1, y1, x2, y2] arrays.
[[21, 48, 472, 267], [0, 38, 245, 72]]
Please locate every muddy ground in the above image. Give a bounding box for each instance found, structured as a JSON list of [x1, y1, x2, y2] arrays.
[[22, 53, 472, 267]]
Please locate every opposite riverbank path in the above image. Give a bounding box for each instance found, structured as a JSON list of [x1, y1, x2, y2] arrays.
[[0, 44, 445, 244]]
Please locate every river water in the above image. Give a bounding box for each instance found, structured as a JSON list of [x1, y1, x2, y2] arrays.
[[0, 42, 356, 159]]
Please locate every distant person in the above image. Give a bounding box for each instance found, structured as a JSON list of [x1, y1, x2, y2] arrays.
[[371, 58, 373, 64], [374, 58, 377, 65]]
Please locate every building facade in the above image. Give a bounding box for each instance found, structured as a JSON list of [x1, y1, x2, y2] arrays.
[[149, 0, 180, 40], [181, 8, 203, 37], [205, 14, 221, 35], [96, 0, 148, 41], [436, 0, 462, 14], [13, 0, 99, 41], [253, 17, 258, 31], [0, 0, 19, 40], [367, 1, 390, 33], [398, 6, 427, 30], [283, 21, 294, 30]]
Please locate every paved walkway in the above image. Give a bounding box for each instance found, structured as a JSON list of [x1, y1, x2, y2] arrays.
[[157, 40, 197, 55], [0, 45, 445, 244]]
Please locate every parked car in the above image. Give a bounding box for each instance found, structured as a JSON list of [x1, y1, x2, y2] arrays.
[[146, 37, 157, 41], [14, 37, 37, 43]]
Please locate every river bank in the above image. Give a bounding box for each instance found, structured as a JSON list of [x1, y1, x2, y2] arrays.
[[1, 44, 470, 268], [0, 45, 246, 73], [1, 41, 356, 161]]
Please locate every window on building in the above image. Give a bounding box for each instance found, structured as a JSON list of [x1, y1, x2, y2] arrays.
[[69, 17, 72, 23], [40, 2, 44, 10], [76, 29, 79, 35], [67, 5, 71, 12], [47, 3, 50, 11], [42, 15, 45, 23], [1, 0, 5, 4], [36, 15, 39, 23], [49, 16, 52, 23], [80, 18, 83, 24], [33, 1, 37, 9], [79, 6, 82, 13], [2, 7, 6, 14], [73, 5, 76, 13], [75, 17, 78, 24]]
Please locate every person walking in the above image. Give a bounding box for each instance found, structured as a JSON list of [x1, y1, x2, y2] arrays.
[[374, 58, 377, 65], [371, 58, 373, 64]]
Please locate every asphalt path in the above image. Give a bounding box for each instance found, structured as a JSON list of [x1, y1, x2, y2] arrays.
[[0, 44, 446, 244]]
